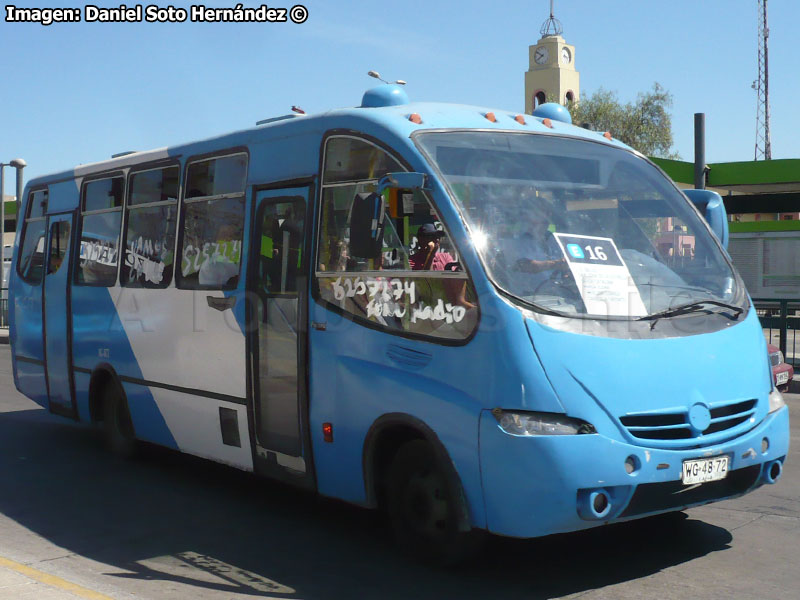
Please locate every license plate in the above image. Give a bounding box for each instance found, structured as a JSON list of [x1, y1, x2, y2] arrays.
[[681, 456, 729, 485], [777, 371, 789, 385]]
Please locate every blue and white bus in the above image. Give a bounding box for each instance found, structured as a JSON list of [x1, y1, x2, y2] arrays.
[[8, 83, 789, 563]]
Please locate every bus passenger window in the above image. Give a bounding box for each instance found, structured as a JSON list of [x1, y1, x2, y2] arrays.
[[177, 153, 247, 290], [76, 176, 124, 286], [17, 189, 49, 284], [121, 166, 180, 288], [18, 224, 47, 282], [315, 136, 478, 341]]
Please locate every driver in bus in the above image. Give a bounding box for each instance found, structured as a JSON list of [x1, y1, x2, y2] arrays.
[[505, 203, 568, 294]]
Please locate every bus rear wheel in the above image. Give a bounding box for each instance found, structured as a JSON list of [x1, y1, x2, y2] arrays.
[[102, 383, 137, 458], [386, 440, 482, 566]]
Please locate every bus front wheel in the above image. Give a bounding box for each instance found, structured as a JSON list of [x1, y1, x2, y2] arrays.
[[386, 440, 482, 565], [102, 383, 137, 458]]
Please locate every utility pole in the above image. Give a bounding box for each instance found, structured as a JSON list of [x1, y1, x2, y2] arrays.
[[754, 0, 771, 160]]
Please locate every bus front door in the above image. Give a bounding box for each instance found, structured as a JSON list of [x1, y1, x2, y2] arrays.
[[248, 186, 311, 486], [43, 213, 77, 418]]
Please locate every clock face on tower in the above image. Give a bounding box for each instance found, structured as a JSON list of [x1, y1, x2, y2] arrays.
[[534, 46, 549, 65], [561, 47, 572, 64]]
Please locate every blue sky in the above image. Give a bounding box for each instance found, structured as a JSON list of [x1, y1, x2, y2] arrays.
[[1, 0, 799, 192]]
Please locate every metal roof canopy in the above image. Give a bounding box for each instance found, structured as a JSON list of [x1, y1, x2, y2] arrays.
[[652, 157, 800, 214]]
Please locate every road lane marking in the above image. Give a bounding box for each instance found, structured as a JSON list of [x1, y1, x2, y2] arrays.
[[0, 556, 114, 600]]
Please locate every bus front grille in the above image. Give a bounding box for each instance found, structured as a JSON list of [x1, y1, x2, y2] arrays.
[[619, 399, 758, 445]]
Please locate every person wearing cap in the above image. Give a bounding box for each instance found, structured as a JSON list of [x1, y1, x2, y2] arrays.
[[410, 223, 476, 310], [409, 223, 454, 271]]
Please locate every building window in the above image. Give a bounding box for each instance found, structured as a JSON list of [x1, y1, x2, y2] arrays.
[[534, 91, 546, 108], [566, 90, 575, 104]]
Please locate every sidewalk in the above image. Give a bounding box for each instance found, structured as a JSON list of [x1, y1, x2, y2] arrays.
[[0, 556, 113, 599]]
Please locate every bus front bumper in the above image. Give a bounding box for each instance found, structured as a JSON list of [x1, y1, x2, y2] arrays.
[[478, 405, 789, 538]]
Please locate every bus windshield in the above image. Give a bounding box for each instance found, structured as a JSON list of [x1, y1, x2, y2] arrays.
[[416, 131, 741, 319]]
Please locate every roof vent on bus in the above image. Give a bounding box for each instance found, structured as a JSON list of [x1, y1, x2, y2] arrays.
[[361, 84, 410, 108], [532, 102, 572, 125], [361, 71, 409, 108], [111, 151, 137, 158]]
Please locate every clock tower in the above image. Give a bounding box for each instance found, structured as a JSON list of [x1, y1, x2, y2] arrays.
[[524, 2, 580, 113]]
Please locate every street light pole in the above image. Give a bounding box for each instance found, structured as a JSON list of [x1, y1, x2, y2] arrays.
[[10, 158, 26, 218], [0, 159, 26, 292]]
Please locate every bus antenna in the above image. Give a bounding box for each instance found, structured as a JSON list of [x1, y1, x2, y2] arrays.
[[368, 70, 406, 85]]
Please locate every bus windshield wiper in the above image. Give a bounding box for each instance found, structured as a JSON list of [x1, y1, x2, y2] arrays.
[[638, 299, 744, 327]]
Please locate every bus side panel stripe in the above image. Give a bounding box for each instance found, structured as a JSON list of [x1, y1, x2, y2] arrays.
[[142, 386, 254, 471], [71, 286, 178, 449]]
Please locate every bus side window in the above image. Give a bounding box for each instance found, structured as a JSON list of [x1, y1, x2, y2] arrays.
[[17, 189, 49, 284], [121, 165, 180, 288], [76, 176, 124, 287], [177, 153, 247, 290], [315, 136, 478, 341]]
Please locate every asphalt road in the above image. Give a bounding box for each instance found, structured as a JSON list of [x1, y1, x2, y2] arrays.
[[0, 343, 797, 600]]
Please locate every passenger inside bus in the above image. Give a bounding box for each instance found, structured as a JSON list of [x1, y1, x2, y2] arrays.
[[409, 223, 454, 271], [411, 223, 476, 311], [197, 223, 240, 287]]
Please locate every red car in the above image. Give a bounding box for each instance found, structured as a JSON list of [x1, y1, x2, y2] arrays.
[[769, 344, 794, 393]]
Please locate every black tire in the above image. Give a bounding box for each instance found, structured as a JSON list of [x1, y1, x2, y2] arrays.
[[102, 382, 137, 458], [386, 440, 483, 566]]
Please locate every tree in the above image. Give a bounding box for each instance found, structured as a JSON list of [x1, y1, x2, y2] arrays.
[[567, 83, 679, 159]]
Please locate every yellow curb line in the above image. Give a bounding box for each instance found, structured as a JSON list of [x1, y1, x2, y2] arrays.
[[0, 556, 114, 600]]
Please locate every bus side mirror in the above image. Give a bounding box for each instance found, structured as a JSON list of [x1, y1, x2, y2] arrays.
[[378, 172, 429, 195], [684, 189, 729, 250]]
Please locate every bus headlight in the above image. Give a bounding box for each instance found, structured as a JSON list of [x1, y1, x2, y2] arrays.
[[491, 409, 596, 436], [768, 389, 786, 414]]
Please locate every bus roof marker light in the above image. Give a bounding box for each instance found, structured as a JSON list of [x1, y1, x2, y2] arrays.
[[542, 118, 553, 129], [291, 105, 306, 114], [485, 112, 497, 123], [604, 131, 613, 141], [514, 115, 526, 125], [409, 113, 422, 125]]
